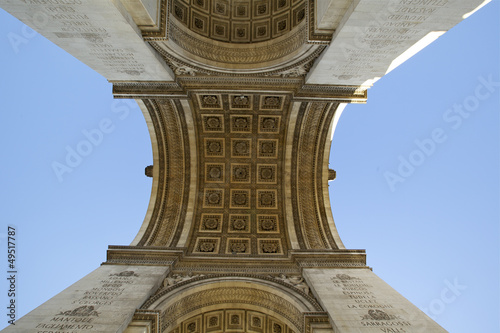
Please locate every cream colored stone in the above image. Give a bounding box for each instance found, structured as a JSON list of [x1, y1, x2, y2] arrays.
[[1, 265, 168, 333], [304, 268, 447, 332], [0, 0, 173, 81], [307, 0, 490, 86]]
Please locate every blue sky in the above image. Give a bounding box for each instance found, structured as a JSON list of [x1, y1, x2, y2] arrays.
[[0, 2, 498, 332]]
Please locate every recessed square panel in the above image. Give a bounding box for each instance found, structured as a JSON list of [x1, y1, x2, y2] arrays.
[[198, 94, 223, 109], [253, 0, 270, 17], [228, 214, 250, 233], [259, 95, 284, 110], [257, 214, 279, 233], [273, 0, 290, 12], [230, 189, 251, 209], [200, 213, 223, 232], [204, 188, 224, 208], [257, 139, 278, 158], [205, 163, 225, 183], [292, 3, 306, 27], [252, 20, 270, 41], [191, 10, 209, 37], [226, 310, 245, 331], [258, 239, 283, 255], [272, 12, 290, 38], [258, 115, 280, 133], [256, 189, 277, 209], [184, 315, 202, 333], [231, 163, 251, 183], [212, 0, 229, 17], [205, 310, 224, 333], [268, 319, 286, 333], [193, 237, 220, 254], [226, 238, 251, 254], [247, 311, 266, 333], [202, 114, 224, 132], [192, 0, 209, 13], [212, 19, 230, 41], [256, 164, 276, 184], [230, 115, 252, 133], [229, 95, 253, 110], [231, 138, 252, 158], [204, 138, 225, 157], [233, 2, 250, 19], [232, 22, 251, 42], [172, 0, 188, 25]]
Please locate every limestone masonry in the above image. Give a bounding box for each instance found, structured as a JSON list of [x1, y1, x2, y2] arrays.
[[0, 0, 489, 332]]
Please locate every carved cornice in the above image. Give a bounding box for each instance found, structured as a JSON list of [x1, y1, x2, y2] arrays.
[[306, 0, 333, 43], [304, 313, 332, 333], [130, 310, 162, 333], [105, 246, 367, 270], [112, 80, 367, 102]]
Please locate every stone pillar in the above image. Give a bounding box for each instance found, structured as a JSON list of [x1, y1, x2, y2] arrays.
[[303, 268, 446, 332], [1, 265, 168, 333], [307, 0, 489, 87], [0, 0, 173, 81]]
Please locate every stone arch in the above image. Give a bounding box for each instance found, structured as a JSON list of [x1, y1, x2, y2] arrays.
[[141, 276, 324, 333]]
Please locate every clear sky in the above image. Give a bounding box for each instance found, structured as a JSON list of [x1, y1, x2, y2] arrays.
[[0, 2, 498, 332]]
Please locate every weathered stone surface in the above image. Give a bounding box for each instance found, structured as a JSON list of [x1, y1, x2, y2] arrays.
[[308, 0, 489, 86], [0, 0, 173, 81], [1, 265, 168, 333], [304, 268, 447, 332]]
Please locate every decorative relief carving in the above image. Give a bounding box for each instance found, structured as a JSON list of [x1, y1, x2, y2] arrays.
[[278, 62, 310, 77], [256, 164, 276, 184], [258, 239, 282, 254], [361, 310, 401, 321], [166, 22, 307, 65], [194, 238, 220, 253], [231, 163, 251, 183], [230, 115, 252, 133], [171, 60, 199, 76], [200, 214, 223, 232], [110, 270, 139, 277], [164, 273, 206, 287], [204, 138, 225, 157], [199, 94, 223, 109], [170, 0, 305, 43], [205, 163, 225, 183], [137, 100, 190, 247], [230, 189, 251, 209], [257, 190, 277, 209], [202, 114, 224, 132], [257, 139, 278, 158], [58, 306, 99, 317], [189, 93, 289, 256], [231, 139, 252, 157], [229, 95, 253, 109], [273, 274, 310, 295], [260, 96, 284, 109], [226, 310, 245, 330], [258, 116, 280, 133], [204, 189, 224, 208], [291, 102, 339, 249], [257, 215, 279, 233], [227, 238, 251, 254], [229, 214, 250, 233]]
